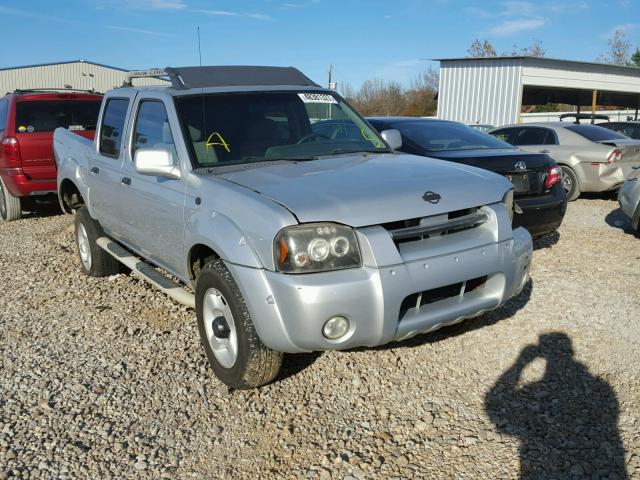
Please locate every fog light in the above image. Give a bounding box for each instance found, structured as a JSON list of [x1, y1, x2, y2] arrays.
[[322, 316, 350, 340]]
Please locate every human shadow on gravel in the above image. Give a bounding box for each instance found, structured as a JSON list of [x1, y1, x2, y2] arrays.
[[485, 333, 628, 480], [605, 208, 639, 237]]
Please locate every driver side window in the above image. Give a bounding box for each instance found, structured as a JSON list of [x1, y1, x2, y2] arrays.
[[132, 100, 177, 163]]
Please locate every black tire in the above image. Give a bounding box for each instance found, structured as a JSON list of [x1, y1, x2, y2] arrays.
[[196, 259, 283, 389], [0, 177, 22, 221], [560, 165, 580, 202], [74, 207, 122, 277]]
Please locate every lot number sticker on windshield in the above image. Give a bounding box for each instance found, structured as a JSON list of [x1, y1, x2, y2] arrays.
[[298, 93, 338, 104]]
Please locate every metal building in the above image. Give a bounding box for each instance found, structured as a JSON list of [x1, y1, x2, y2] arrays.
[[436, 56, 640, 127], [0, 59, 168, 94]]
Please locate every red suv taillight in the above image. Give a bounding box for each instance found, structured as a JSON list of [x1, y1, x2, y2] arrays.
[[545, 165, 562, 189], [606, 148, 622, 164], [1, 137, 22, 167]]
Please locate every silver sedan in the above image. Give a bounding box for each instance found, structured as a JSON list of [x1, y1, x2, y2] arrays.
[[490, 122, 640, 201], [618, 168, 640, 234]]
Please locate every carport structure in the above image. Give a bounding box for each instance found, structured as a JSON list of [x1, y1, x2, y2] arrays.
[[436, 56, 640, 126]]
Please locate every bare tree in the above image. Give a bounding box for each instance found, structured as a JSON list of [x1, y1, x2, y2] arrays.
[[598, 29, 631, 65], [509, 40, 546, 57], [403, 67, 439, 116], [354, 78, 407, 116], [467, 39, 497, 58], [632, 48, 640, 67], [340, 82, 357, 102]]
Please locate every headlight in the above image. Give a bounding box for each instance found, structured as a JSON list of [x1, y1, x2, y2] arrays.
[[274, 223, 362, 273], [503, 189, 514, 225]]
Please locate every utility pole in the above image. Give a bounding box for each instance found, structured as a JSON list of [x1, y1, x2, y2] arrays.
[[328, 64, 337, 90]]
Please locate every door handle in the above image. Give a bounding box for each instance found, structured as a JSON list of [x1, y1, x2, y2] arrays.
[[90, 166, 99, 174], [539, 149, 550, 153], [121, 177, 131, 186]]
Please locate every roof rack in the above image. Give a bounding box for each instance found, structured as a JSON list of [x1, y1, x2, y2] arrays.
[[12, 87, 102, 95], [122, 68, 168, 87], [122, 66, 320, 89]]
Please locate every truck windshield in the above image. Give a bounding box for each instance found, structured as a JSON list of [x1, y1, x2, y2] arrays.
[[175, 91, 389, 167], [15, 99, 102, 133]]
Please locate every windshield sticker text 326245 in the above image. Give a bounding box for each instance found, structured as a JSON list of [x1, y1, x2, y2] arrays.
[[298, 93, 338, 104]]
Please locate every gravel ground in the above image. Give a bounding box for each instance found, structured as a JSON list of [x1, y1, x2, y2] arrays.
[[1, 196, 639, 479]]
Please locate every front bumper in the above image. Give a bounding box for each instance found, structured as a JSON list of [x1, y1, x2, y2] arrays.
[[228, 227, 533, 353], [618, 178, 640, 230]]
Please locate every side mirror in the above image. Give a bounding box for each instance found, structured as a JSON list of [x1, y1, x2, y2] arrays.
[[380, 129, 402, 150], [134, 148, 181, 179]]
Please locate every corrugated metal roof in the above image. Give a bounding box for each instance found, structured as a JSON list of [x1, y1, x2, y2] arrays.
[[436, 56, 640, 77], [0, 59, 130, 73]]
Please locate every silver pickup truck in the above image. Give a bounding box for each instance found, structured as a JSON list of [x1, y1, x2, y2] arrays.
[[54, 66, 532, 389]]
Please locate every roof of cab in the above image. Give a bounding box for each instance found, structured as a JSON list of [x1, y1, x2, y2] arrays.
[[122, 65, 321, 92]]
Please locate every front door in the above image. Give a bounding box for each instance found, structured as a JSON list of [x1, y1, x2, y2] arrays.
[[116, 97, 185, 276]]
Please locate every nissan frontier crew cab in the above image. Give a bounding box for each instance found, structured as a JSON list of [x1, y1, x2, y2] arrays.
[[54, 66, 532, 389]]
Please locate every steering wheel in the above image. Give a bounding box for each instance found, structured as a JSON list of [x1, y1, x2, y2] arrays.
[[297, 133, 330, 144]]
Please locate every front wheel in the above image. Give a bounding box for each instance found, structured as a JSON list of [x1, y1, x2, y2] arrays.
[[196, 259, 282, 389], [0, 177, 22, 221], [560, 166, 580, 202]]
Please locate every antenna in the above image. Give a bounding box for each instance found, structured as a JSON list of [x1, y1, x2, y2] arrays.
[[197, 26, 202, 66]]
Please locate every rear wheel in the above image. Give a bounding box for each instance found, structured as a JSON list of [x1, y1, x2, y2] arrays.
[[560, 166, 580, 202], [196, 259, 282, 389], [0, 177, 22, 221], [74, 207, 122, 277]]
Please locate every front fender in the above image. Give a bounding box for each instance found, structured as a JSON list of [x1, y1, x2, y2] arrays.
[[185, 211, 264, 271]]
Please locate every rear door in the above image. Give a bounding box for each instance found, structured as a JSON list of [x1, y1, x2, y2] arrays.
[[90, 94, 135, 237], [14, 95, 101, 179]]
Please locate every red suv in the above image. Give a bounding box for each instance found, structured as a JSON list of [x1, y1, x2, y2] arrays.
[[0, 91, 102, 221]]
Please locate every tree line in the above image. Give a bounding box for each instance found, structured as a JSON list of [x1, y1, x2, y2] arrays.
[[340, 68, 439, 117]]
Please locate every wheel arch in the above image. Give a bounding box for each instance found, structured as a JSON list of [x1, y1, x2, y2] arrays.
[[58, 178, 85, 214], [188, 243, 221, 286]]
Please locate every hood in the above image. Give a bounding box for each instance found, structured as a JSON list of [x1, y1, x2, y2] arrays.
[[426, 148, 554, 174], [216, 153, 511, 227]]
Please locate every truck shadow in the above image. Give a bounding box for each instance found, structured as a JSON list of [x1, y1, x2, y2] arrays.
[[532, 230, 559, 250], [277, 279, 534, 382], [20, 197, 63, 220], [485, 332, 628, 479]]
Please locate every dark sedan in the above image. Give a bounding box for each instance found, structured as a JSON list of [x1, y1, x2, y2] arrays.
[[367, 117, 567, 237], [600, 121, 640, 140]]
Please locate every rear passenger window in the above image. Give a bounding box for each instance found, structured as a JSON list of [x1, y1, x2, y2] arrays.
[[132, 101, 176, 161], [0, 100, 8, 132], [99, 98, 129, 158], [513, 127, 556, 146]]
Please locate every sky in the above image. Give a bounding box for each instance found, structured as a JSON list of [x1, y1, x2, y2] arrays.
[[0, 0, 638, 90]]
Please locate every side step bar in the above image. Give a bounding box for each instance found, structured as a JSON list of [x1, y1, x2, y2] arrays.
[[96, 237, 195, 309]]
